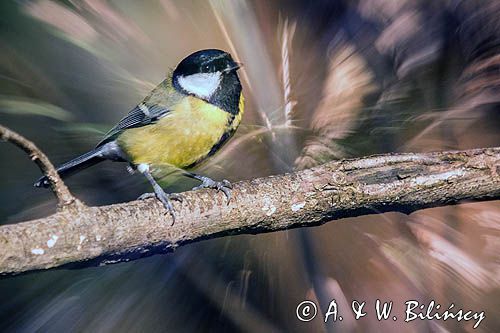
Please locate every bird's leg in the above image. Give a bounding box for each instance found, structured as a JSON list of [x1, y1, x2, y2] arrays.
[[185, 172, 232, 202], [136, 164, 182, 224]]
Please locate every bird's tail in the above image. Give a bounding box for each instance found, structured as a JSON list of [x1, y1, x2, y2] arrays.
[[34, 148, 105, 188]]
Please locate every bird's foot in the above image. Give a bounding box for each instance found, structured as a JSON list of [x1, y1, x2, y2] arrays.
[[192, 176, 232, 202], [138, 189, 183, 225]]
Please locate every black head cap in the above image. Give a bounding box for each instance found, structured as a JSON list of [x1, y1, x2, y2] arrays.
[[172, 49, 242, 115], [173, 49, 240, 78]]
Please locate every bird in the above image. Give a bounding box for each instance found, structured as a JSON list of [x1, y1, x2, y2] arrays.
[[35, 49, 244, 222]]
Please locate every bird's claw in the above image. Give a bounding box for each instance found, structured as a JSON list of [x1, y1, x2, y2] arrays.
[[138, 192, 155, 200], [138, 190, 183, 225], [192, 177, 232, 203], [168, 193, 184, 203]]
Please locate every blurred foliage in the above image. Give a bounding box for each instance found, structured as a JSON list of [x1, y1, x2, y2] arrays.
[[0, 0, 499, 332], [0, 96, 73, 121]]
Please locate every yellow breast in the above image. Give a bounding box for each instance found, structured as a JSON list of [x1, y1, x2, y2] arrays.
[[117, 94, 243, 169]]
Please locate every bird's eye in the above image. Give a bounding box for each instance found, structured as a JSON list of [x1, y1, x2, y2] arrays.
[[203, 64, 210, 72]]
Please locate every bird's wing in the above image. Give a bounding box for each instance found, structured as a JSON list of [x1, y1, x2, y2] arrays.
[[97, 78, 183, 147]]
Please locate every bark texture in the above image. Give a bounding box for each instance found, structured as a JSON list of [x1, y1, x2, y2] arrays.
[[1, 147, 499, 275], [0, 125, 79, 207]]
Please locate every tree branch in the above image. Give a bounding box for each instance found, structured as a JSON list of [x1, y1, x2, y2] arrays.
[[0, 125, 81, 209], [0, 139, 499, 275]]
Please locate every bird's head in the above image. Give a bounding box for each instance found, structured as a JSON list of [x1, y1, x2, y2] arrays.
[[173, 49, 242, 101]]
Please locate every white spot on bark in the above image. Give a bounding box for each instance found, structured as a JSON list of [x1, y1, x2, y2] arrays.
[[47, 235, 59, 248], [291, 202, 305, 212], [413, 169, 465, 186], [267, 206, 276, 216], [261, 196, 277, 216], [96, 235, 102, 241], [79, 235, 86, 244], [31, 248, 44, 255]]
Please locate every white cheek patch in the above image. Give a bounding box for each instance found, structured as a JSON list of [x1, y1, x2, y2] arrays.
[[178, 72, 221, 99]]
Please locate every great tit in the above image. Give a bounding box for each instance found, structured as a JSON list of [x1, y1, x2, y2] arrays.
[[35, 49, 244, 220]]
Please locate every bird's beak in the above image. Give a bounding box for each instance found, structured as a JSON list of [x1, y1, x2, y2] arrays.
[[224, 61, 242, 73]]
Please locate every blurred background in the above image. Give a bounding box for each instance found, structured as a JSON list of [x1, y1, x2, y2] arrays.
[[0, 0, 499, 332]]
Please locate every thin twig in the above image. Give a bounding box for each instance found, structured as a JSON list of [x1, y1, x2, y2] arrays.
[[0, 124, 80, 209]]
